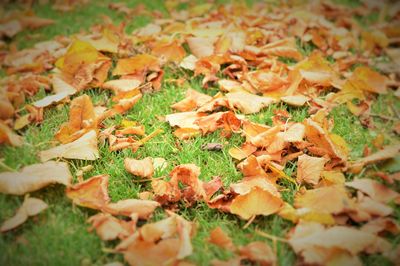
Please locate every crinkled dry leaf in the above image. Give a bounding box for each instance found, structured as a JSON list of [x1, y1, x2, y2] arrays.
[[208, 227, 234, 250], [346, 178, 400, 204], [239, 241, 276, 266], [119, 213, 194, 265], [225, 92, 276, 114], [112, 54, 160, 76], [55, 94, 96, 144], [296, 154, 326, 185], [288, 222, 388, 265], [39, 130, 99, 162], [0, 161, 72, 195], [88, 213, 134, 241], [124, 157, 154, 178], [1, 196, 48, 232], [350, 144, 400, 172], [281, 95, 309, 107], [66, 174, 110, 209], [171, 89, 212, 112], [361, 217, 400, 235], [102, 199, 159, 219], [294, 185, 352, 214]]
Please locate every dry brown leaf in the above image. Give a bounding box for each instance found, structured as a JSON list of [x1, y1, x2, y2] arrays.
[[102, 79, 141, 94], [361, 217, 400, 235], [0, 121, 23, 147], [88, 213, 134, 241], [196, 111, 242, 135], [112, 54, 160, 76], [165, 111, 206, 130], [124, 157, 154, 178], [186, 37, 215, 58], [20, 16, 55, 29], [66, 174, 110, 209], [294, 185, 352, 214], [55, 94, 96, 144], [230, 187, 283, 220], [225, 92, 276, 114], [304, 118, 347, 162], [39, 130, 99, 162], [346, 178, 400, 204], [208, 227, 234, 250], [281, 95, 309, 107], [102, 199, 160, 219], [350, 144, 400, 172], [152, 40, 186, 63], [1, 196, 48, 232], [0, 97, 15, 119], [118, 212, 194, 265], [0, 20, 22, 38], [180, 55, 198, 71], [228, 142, 257, 161], [288, 222, 389, 265], [283, 123, 305, 142], [171, 89, 212, 112], [297, 154, 326, 185], [239, 241, 276, 266], [0, 161, 72, 195]]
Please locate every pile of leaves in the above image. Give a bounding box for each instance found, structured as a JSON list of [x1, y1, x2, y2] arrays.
[[1, 0, 400, 265]]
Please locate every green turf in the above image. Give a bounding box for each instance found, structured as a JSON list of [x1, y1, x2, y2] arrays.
[[0, 1, 399, 265]]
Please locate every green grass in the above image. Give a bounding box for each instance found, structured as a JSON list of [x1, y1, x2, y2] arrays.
[[0, 1, 399, 265]]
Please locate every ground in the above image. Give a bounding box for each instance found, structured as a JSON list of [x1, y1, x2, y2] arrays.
[[0, 0, 399, 265]]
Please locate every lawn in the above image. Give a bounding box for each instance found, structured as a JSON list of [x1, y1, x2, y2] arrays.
[[0, 0, 399, 265]]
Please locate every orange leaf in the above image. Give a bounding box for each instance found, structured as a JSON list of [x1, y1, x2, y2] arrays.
[[230, 187, 283, 220], [124, 157, 154, 178], [112, 54, 160, 76], [66, 174, 110, 209]]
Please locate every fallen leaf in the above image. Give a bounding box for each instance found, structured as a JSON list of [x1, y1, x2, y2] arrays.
[[239, 241, 276, 266], [201, 143, 223, 151], [112, 54, 160, 76], [102, 79, 141, 94], [0, 121, 23, 147], [171, 89, 212, 112], [230, 187, 283, 220], [39, 130, 99, 162], [281, 95, 309, 107], [296, 155, 326, 185], [66, 174, 110, 209], [0, 161, 72, 195], [346, 178, 400, 204], [1, 196, 48, 232], [361, 217, 400, 235], [294, 185, 352, 214], [88, 213, 134, 241], [55, 94, 96, 144], [124, 157, 154, 178], [288, 222, 388, 265], [208, 227, 234, 250], [118, 212, 194, 265], [103, 199, 160, 219]]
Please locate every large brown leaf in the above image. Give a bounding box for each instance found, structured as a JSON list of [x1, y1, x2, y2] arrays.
[[0, 161, 72, 195]]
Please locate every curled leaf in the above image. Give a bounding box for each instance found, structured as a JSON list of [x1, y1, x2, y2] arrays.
[[66, 174, 110, 209], [124, 157, 154, 178], [1, 196, 48, 232], [40, 130, 99, 162], [0, 161, 72, 195]]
